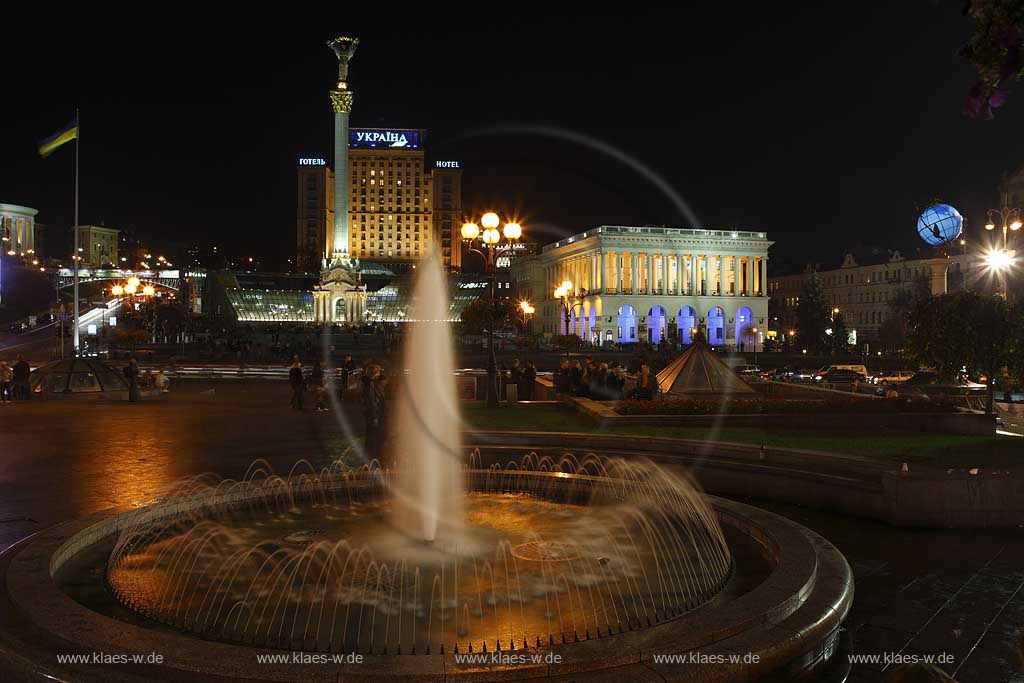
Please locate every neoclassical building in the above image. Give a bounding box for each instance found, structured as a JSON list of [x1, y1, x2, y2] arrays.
[[511, 225, 772, 348], [0, 204, 39, 256]]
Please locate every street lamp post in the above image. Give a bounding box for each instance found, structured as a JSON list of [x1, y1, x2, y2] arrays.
[[750, 326, 759, 365], [984, 203, 1021, 300], [553, 282, 590, 337], [462, 213, 523, 408]]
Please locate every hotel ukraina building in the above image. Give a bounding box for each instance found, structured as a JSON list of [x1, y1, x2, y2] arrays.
[[296, 128, 464, 273], [511, 226, 772, 348]]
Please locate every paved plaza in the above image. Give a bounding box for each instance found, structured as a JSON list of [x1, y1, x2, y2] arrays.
[[0, 382, 1022, 682]]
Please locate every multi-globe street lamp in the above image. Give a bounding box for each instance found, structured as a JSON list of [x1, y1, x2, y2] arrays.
[[553, 281, 590, 337], [984, 204, 1021, 299], [518, 300, 535, 331], [461, 212, 523, 408]]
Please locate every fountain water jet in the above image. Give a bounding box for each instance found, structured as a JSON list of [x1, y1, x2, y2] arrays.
[[391, 255, 463, 544]]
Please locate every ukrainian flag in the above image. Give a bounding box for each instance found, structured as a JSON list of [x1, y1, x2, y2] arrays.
[[38, 117, 79, 158]]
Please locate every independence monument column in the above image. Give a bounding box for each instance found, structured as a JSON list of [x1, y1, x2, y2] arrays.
[[315, 35, 365, 324], [327, 35, 357, 263]]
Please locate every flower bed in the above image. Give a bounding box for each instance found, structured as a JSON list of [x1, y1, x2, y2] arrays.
[[614, 397, 957, 416]]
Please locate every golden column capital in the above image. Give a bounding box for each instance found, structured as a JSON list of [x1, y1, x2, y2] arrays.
[[330, 90, 354, 114]]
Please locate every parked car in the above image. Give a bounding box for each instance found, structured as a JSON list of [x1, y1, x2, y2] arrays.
[[813, 364, 868, 381], [871, 370, 915, 386], [818, 368, 866, 384], [734, 364, 763, 378]]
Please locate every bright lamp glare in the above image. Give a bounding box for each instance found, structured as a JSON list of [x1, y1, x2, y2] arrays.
[[461, 222, 479, 240], [111, 285, 124, 296], [482, 228, 501, 245], [503, 222, 522, 240], [481, 212, 500, 229], [985, 250, 1013, 271], [561, 280, 573, 292], [1011, 221, 1023, 231]]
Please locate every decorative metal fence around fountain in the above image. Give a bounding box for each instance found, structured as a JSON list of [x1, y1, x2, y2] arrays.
[[106, 452, 732, 656]]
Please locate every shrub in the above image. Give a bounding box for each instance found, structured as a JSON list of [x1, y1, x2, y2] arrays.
[[614, 397, 957, 415]]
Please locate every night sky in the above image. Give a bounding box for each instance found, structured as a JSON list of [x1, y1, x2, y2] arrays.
[[3, 4, 1021, 273]]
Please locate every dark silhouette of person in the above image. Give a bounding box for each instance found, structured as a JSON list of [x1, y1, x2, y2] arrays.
[[521, 360, 537, 400], [288, 358, 304, 410], [125, 358, 141, 402]]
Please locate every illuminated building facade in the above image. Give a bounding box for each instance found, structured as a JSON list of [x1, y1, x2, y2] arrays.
[[768, 249, 950, 344], [77, 225, 119, 268], [295, 142, 464, 272], [295, 160, 334, 271], [0, 203, 38, 257], [511, 225, 771, 348]]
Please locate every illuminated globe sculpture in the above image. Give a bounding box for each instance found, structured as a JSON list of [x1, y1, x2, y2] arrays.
[[917, 203, 963, 246]]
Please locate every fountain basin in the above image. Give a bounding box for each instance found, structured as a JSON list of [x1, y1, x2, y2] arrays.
[[0, 468, 852, 681]]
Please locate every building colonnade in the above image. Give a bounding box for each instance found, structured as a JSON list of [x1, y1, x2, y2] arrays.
[[542, 250, 767, 299], [0, 204, 39, 256]]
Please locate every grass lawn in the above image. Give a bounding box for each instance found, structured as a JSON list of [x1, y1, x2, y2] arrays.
[[461, 402, 1023, 468]]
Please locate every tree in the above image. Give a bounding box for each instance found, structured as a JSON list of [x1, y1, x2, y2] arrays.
[[829, 311, 850, 354], [795, 273, 830, 353], [907, 291, 1021, 413], [458, 298, 519, 336], [878, 276, 931, 352]]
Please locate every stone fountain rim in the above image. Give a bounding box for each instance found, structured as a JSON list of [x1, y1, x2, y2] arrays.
[[1, 479, 852, 682]]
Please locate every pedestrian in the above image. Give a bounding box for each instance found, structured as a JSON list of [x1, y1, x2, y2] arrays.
[[508, 359, 522, 402], [590, 362, 610, 400], [309, 360, 326, 412], [154, 369, 170, 393], [520, 360, 537, 401], [0, 361, 12, 404], [608, 364, 626, 400], [556, 358, 571, 395], [12, 355, 30, 400], [124, 357, 141, 402], [340, 354, 355, 392], [633, 361, 658, 401], [288, 357, 304, 410], [569, 359, 584, 396], [361, 364, 387, 459]]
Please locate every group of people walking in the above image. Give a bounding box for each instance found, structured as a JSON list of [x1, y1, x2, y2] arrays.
[[0, 356, 31, 403], [287, 354, 357, 413]]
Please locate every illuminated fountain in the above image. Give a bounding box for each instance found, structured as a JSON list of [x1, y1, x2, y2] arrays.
[[103, 258, 732, 653]]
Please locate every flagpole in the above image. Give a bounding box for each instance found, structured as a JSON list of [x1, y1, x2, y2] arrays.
[[73, 109, 80, 355]]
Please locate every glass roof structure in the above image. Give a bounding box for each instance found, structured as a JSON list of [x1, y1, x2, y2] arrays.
[[29, 358, 130, 395], [217, 269, 489, 323]]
